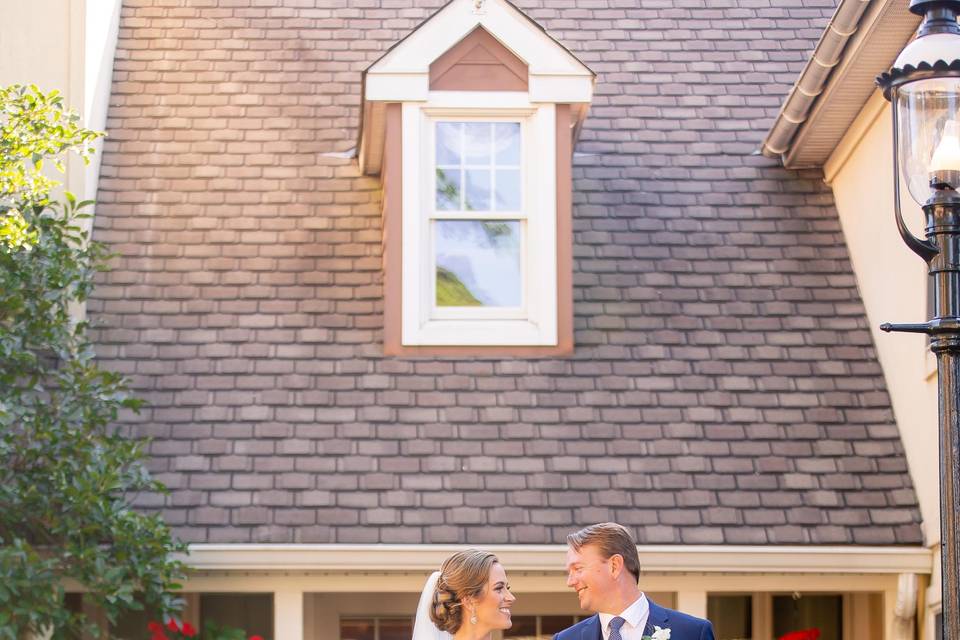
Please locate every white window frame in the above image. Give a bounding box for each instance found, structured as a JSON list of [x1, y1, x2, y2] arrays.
[[401, 93, 557, 346]]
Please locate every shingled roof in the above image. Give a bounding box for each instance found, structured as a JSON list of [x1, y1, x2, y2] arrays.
[[90, 0, 923, 546]]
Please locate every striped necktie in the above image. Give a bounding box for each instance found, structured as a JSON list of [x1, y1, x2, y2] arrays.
[[609, 617, 627, 640]]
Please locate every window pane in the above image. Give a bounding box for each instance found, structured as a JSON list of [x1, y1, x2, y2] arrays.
[[708, 595, 751, 640], [436, 122, 461, 165], [379, 618, 414, 640], [494, 122, 521, 164], [435, 220, 521, 307], [464, 169, 491, 211], [541, 616, 578, 635], [495, 169, 521, 211], [503, 615, 537, 638], [436, 168, 461, 211], [435, 120, 521, 214], [113, 609, 158, 640], [201, 594, 273, 640], [773, 595, 841, 640], [464, 122, 491, 165], [341, 619, 375, 640]]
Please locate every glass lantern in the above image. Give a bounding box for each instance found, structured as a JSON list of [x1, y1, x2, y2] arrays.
[[896, 76, 960, 204]]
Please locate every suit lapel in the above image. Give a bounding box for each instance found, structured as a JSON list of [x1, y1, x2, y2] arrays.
[[643, 600, 670, 637], [582, 615, 601, 640]]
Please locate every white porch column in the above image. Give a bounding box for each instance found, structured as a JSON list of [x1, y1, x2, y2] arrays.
[[182, 593, 201, 629], [274, 590, 305, 640], [675, 589, 708, 619]]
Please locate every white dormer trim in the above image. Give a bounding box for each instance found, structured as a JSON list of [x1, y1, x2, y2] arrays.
[[357, 0, 590, 352], [364, 0, 593, 107], [359, 0, 594, 176]]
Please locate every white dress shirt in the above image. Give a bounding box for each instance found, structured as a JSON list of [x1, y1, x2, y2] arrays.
[[599, 593, 650, 640]]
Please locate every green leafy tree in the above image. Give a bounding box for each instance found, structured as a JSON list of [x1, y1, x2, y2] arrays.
[[0, 84, 185, 639]]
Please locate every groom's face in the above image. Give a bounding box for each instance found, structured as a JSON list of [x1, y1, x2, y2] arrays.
[[565, 544, 617, 613]]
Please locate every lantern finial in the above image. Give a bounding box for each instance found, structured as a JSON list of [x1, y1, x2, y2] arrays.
[[910, 0, 960, 36]]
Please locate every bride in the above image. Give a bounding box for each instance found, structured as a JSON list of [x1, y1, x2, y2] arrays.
[[413, 549, 517, 640]]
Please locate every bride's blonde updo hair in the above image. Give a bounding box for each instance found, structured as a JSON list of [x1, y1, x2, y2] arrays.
[[429, 549, 499, 633]]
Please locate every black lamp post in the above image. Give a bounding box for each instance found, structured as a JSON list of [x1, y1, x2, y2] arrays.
[[877, 1, 960, 637]]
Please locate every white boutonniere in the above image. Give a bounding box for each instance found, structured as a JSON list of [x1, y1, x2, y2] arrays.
[[641, 627, 670, 640]]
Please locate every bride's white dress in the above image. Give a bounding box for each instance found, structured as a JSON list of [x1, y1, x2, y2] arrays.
[[412, 571, 455, 640]]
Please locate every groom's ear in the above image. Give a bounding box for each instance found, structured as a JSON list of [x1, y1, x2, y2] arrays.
[[608, 553, 624, 579]]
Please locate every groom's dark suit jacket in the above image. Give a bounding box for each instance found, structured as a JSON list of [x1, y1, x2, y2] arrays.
[[554, 600, 715, 640]]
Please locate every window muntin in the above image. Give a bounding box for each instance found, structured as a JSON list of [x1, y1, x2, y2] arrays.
[[429, 118, 527, 319], [435, 121, 521, 212]]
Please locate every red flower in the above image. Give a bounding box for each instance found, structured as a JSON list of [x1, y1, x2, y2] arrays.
[[778, 630, 821, 640], [147, 622, 164, 634], [151, 633, 169, 640], [167, 619, 181, 633], [182, 622, 197, 638], [249, 636, 264, 640]]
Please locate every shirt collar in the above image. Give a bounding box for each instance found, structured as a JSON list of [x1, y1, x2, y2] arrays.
[[598, 593, 648, 632]]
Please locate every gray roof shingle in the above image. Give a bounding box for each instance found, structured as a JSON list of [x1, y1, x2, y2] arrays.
[[89, 0, 924, 546]]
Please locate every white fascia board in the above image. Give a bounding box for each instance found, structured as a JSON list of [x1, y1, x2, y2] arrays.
[[369, 0, 590, 78], [424, 91, 537, 110], [183, 544, 933, 575], [365, 74, 430, 102], [529, 75, 594, 103]]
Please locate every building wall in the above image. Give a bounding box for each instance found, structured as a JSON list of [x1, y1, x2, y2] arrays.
[[1, 0, 77, 98], [824, 91, 942, 639], [0, 0, 121, 205]]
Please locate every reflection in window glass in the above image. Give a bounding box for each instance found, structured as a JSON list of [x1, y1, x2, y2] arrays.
[[464, 169, 491, 210], [436, 168, 461, 211], [341, 619, 375, 640], [435, 220, 521, 307], [341, 618, 412, 640], [504, 616, 538, 639], [464, 122, 491, 164], [378, 618, 414, 640], [435, 121, 521, 213], [201, 593, 273, 640], [504, 615, 579, 640], [707, 594, 752, 640], [436, 122, 461, 165], [772, 594, 841, 640], [495, 169, 521, 210], [541, 616, 577, 635], [495, 122, 521, 164]]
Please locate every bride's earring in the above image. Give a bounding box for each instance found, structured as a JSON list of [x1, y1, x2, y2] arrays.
[[470, 607, 478, 624]]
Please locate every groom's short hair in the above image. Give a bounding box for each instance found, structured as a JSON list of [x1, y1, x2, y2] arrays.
[[567, 522, 641, 583]]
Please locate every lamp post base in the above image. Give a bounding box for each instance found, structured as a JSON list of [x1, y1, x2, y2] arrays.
[[935, 339, 960, 640]]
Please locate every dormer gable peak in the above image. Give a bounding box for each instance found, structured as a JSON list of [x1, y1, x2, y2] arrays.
[[364, 0, 593, 80]]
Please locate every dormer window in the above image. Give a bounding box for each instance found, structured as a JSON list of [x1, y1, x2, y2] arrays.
[[358, 0, 593, 354]]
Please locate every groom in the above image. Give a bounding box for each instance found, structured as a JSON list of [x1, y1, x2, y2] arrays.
[[556, 523, 715, 640]]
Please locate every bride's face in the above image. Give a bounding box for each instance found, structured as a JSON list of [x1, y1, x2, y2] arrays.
[[467, 562, 516, 630]]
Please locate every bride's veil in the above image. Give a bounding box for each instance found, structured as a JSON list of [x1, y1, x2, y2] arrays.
[[412, 571, 454, 640]]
